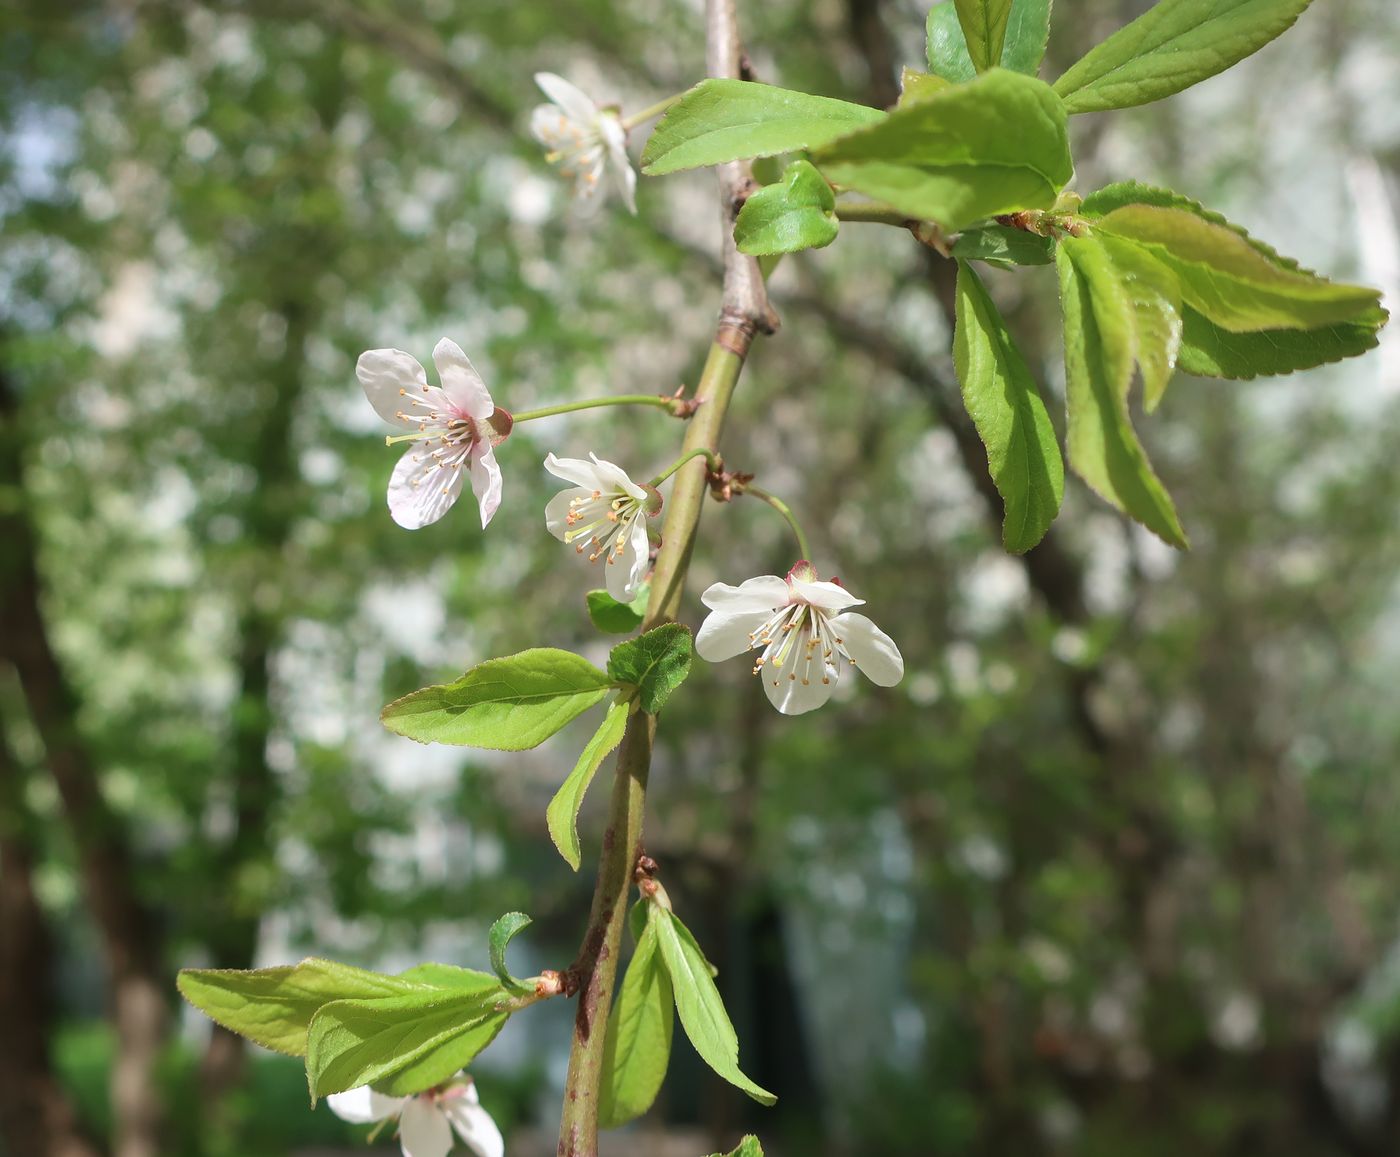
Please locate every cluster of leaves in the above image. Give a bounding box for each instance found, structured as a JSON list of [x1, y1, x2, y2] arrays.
[[642, 0, 1385, 553]]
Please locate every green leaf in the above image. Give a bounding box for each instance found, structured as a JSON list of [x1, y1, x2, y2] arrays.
[[395, 963, 501, 990], [898, 67, 953, 107], [653, 909, 776, 1106], [545, 700, 630, 871], [306, 987, 507, 1101], [928, 0, 1051, 79], [1053, 0, 1317, 114], [598, 917, 675, 1129], [953, 262, 1064, 553], [734, 159, 839, 256], [177, 959, 423, 1057], [1098, 236, 1183, 411], [586, 585, 649, 634], [708, 1138, 765, 1157], [607, 624, 694, 714], [641, 80, 884, 176], [1094, 204, 1383, 333], [951, 223, 1053, 267], [380, 648, 613, 750], [488, 912, 534, 994], [1176, 306, 1386, 379], [955, 0, 1013, 72], [1057, 237, 1188, 548], [811, 69, 1072, 232]]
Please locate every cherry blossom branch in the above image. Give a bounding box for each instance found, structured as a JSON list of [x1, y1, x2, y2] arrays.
[[555, 5, 774, 1155]]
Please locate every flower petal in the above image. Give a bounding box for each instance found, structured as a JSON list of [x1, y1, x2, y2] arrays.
[[833, 612, 904, 687], [432, 338, 494, 420], [587, 452, 646, 501], [327, 1086, 403, 1124], [398, 1099, 454, 1157], [544, 453, 605, 491], [544, 486, 591, 541], [761, 663, 837, 715], [700, 576, 791, 615], [534, 72, 599, 125], [388, 443, 466, 530], [357, 348, 429, 429], [605, 516, 649, 602], [695, 608, 771, 662], [470, 444, 503, 528], [789, 575, 864, 614], [444, 1099, 505, 1157], [600, 115, 637, 215]]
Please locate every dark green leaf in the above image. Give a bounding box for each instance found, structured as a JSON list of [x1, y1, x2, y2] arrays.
[[951, 223, 1053, 267], [380, 648, 613, 750], [607, 624, 694, 714], [642, 80, 884, 176], [488, 912, 534, 994], [953, 262, 1064, 553], [653, 909, 775, 1106], [1177, 307, 1386, 379], [586, 585, 649, 634], [926, 3, 976, 82], [928, 0, 1051, 79], [1053, 0, 1318, 114], [955, 0, 1014, 72], [1057, 237, 1188, 547], [598, 918, 675, 1129], [734, 159, 838, 256], [546, 700, 630, 871], [811, 70, 1072, 232]]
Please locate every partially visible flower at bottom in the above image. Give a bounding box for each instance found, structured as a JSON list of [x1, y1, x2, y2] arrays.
[[327, 1072, 503, 1157], [544, 451, 659, 603], [695, 561, 904, 715]]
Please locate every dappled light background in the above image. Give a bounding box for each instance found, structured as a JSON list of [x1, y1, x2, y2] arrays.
[[3, 0, 1400, 1154]]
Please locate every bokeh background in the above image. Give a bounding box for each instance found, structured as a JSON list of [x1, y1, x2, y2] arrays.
[[4, 0, 1400, 1154]]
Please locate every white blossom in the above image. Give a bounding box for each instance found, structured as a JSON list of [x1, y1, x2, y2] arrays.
[[696, 561, 905, 715], [544, 452, 657, 602], [357, 338, 511, 530], [529, 73, 637, 214], [327, 1073, 503, 1157]]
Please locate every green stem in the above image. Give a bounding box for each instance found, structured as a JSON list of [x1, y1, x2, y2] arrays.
[[620, 93, 681, 132], [743, 483, 812, 562], [648, 446, 720, 488], [833, 200, 914, 226], [511, 395, 675, 423]]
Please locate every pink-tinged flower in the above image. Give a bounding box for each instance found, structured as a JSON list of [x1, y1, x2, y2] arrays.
[[357, 338, 512, 530], [529, 73, 637, 214], [695, 562, 904, 715], [544, 452, 658, 602], [327, 1073, 503, 1157]]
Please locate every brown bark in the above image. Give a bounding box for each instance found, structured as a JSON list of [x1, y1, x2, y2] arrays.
[[0, 358, 167, 1157]]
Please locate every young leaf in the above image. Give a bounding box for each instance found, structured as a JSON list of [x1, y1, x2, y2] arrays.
[[955, 0, 1013, 73], [1176, 307, 1386, 379], [1057, 237, 1188, 548], [586, 585, 649, 634], [1095, 204, 1383, 333], [546, 699, 630, 871], [607, 624, 693, 714], [380, 648, 613, 750], [598, 917, 675, 1129], [734, 159, 839, 257], [953, 262, 1064, 553], [951, 223, 1053, 267], [641, 80, 883, 176], [1053, 0, 1317, 114], [708, 1139, 765, 1157], [811, 70, 1072, 232], [928, 0, 1051, 80], [653, 909, 776, 1106], [898, 67, 952, 107], [488, 912, 534, 994], [1098, 236, 1183, 411], [306, 987, 508, 1101], [395, 963, 504, 992], [177, 959, 426, 1057], [925, 3, 977, 83]]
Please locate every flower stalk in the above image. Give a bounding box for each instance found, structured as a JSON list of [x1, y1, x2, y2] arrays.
[[511, 394, 680, 423], [647, 446, 722, 488], [741, 482, 812, 562]]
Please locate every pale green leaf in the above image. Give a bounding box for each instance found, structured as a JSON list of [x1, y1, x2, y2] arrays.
[[1177, 306, 1387, 379], [546, 700, 630, 871], [955, 0, 1014, 72], [653, 909, 775, 1106], [926, 3, 976, 82], [898, 67, 953, 107], [607, 624, 693, 714], [1057, 237, 1188, 548], [1098, 236, 1183, 410], [953, 262, 1064, 553], [380, 648, 612, 750], [641, 80, 883, 176], [734, 159, 838, 256], [811, 69, 1072, 232], [928, 0, 1051, 79], [1054, 0, 1317, 114], [488, 912, 533, 994], [598, 918, 675, 1129], [708, 1138, 765, 1157]]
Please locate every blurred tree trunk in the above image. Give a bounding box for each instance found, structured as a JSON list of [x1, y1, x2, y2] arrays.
[[0, 718, 104, 1157], [0, 359, 168, 1157]]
